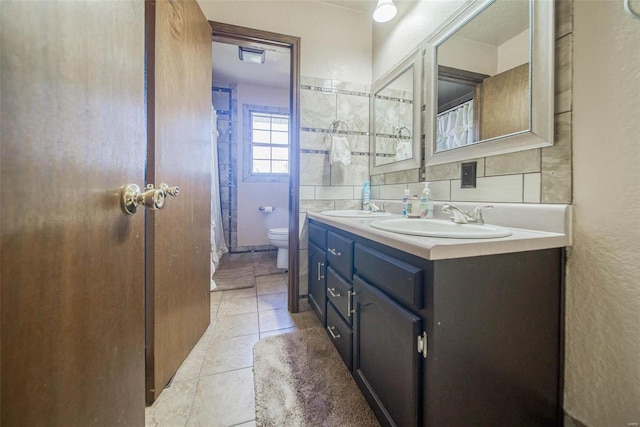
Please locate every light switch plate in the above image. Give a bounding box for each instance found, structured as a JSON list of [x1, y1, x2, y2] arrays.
[[461, 161, 477, 188]]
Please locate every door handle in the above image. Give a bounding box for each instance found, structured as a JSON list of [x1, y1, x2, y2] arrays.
[[120, 183, 180, 215]]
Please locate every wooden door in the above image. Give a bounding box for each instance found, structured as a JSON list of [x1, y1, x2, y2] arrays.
[[1, 1, 146, 425], [353, 276, 422, 427], [145, 0, 212, 403]]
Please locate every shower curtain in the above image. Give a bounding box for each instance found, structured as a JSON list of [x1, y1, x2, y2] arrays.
[[210, 108, 228, 290], [436, 99, 474, 151]]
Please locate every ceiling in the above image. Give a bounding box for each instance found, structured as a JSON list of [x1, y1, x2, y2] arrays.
[[317, 0, 376, 13], [212, 42, 291, 88]]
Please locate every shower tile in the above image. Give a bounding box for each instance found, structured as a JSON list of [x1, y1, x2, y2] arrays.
[[331, 155, 369, 186], [187, 368, 255, 427], [299, 185, 315, 200], [541, 112, 572, 203], [201, 334, 259, 376], [555, 34, 572, 114], [349, 135, 371, 153], [300, 199, 335, 213], [337, 93, 369, 133], [301, 75, 332, 89], [485, 149, 541, 176], [333, 80, 369, 94], [398, 101, 413, 130], [451, 174, 523, 203], [315, 185, 354, 200], [301, 130, 331, 150], [301, 89, 336, 129], [334, 200, 362, 210], [300, 153, 330, 185], [375, 98, 398, 135], [556, 0, 573, 39], [524, 173, 542, 203]]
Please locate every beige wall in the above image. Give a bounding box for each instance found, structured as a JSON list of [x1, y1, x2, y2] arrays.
[[198, 0, 372, 83], [565, 1, 640, 425]]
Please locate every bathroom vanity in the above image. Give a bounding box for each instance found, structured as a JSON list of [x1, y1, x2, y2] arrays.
[[307, 206, 569, 427]]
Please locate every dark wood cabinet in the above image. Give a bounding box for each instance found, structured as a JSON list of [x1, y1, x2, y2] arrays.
[[307, 218, 563, 427], [308, 242, 327, 326], [353, 275, 423, 427]]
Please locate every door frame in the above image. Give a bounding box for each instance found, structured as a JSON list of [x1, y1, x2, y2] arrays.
[[209, 21, 301, 312]]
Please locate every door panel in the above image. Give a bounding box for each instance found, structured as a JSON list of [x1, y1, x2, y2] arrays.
[[1, 1, 146, 425], [146, 0, 212, 403], [354, 276, 422, 427]]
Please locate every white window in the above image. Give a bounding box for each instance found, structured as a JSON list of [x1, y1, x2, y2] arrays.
[[250, 112, 289, 175]]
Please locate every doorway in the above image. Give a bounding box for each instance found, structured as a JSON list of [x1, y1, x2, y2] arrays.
[[209, 22, 301, 312]]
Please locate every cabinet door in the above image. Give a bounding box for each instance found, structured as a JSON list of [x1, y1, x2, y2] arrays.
[[308, 242, 327, 325], [353, 275, 422, 427]]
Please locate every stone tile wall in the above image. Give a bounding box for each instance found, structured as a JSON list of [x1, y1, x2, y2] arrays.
[[298, 76, 371, 294]]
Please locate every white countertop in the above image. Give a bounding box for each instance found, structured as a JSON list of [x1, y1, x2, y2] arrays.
[[306, 202, 572, 261]]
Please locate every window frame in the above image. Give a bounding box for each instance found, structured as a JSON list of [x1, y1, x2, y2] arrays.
[[242, 104, 290, 182]]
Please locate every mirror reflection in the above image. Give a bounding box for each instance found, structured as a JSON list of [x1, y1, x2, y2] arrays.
[[373, 64, 414, 166], [436, 0, 530, 153]]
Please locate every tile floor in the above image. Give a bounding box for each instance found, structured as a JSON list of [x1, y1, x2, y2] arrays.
[[145, 260, 320, 427]]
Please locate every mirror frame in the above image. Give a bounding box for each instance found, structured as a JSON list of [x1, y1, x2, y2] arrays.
[[424, 0, 554, 166], [370, 47, 423, 174]]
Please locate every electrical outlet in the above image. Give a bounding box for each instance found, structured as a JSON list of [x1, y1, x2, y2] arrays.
[[461, 161, 477, 188]]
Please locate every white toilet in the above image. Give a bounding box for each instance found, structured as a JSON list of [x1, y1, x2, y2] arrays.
[[267, 228, 289, 269]]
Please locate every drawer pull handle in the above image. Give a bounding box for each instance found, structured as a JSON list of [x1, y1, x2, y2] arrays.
[[348, 290, 355, 316], [317, 262, 324, 280], [328, 248, 342, 256], [327, 326, 341, 340], [327, 287, 341, 298]]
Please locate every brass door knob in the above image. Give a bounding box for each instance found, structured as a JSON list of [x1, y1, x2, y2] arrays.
[[120, 183, 179, 215]]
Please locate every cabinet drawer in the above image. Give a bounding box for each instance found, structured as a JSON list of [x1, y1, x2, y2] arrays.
[[354, 243, 424, 310], [326, 302, 353, 371], [308, 221, 327, 248], [326, 267, 353, 325], [327, 231, 353, 280]]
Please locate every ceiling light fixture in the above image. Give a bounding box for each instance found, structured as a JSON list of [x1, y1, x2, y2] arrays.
[[373, 0, 397, 23], [238, 46, 265, 64]]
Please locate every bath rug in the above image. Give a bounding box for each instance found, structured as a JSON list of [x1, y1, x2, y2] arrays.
[[212, 260, 255, 291], [253, 327, 380, 427]]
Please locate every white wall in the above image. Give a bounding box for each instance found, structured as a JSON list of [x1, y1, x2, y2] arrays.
[[198, 0, 372, 84], [497, 29, 529, 74], [438, 36, 498, 76], [236, 83, 289, 246], [565, 1, 640, 425], [372, 0, 465, 81]]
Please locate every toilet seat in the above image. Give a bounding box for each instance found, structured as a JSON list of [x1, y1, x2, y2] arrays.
[[268, 228, 288, 235]]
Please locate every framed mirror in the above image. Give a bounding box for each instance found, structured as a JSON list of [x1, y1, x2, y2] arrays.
[[424, 0, 554, 166], [370, 48, 423, 174]]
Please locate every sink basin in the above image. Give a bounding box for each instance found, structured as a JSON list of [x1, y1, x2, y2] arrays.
[[370, 218, 512, 239], [320, 210, 391, 218]]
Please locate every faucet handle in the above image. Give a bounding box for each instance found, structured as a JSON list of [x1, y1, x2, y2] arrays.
[[472, 205, 493, 223]]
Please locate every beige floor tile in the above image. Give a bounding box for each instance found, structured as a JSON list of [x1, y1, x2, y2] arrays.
[[171, 339, 207, 383], [145, 378, 197, 427], [218, 295, 257, 317], [201, 333, 259, 377], [255, 274, 288, 295], [234, 421, 256, 427], [186, 368, 255, 427], [221, 287, 257, 300], [212, 312, 259, 339], [210, 291, 223, 305], [258, 308, 321, 333], [259, 327, 298, 339], [257, 292, 287, 311]]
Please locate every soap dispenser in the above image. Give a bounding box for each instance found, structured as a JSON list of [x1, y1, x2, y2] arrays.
[[419, 182, 434, 219]]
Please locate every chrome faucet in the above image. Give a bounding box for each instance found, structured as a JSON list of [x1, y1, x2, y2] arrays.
[[442, 203, 493, 224], [364, 201, 385, 212]]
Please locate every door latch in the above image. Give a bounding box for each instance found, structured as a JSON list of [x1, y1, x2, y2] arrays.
[[120, 183, 180, 215]]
